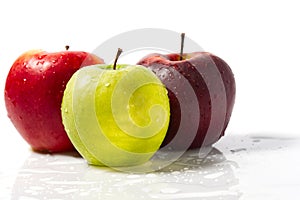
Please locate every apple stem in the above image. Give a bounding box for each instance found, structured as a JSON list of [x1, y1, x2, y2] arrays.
[[65, 45, 70, 51], [180, 33, 185, 60], [113, 48, 123, 70]]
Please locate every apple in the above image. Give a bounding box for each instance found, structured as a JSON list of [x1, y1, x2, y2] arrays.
[[137, 34, 236, 150], [61, 49, 170, 167], [4, 47, 104, 153]]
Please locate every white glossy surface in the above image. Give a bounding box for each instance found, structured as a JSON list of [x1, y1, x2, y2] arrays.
[[1, 132, 300, 200]]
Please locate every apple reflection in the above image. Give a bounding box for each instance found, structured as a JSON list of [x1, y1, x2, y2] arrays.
[[12, 147, 240, 200]]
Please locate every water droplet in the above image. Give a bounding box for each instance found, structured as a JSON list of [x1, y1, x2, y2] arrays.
[[127, 174, 140, 179], [230, 148, 247, 153], [160, 187, 180, 194], [64, 108, 68, 113], [145, 173, 157, 178], [105, 83, 111, 87], [52, 60, 57, 63], [38, 54, 47, 59], [171, 171, 180, 175], [23, 78, 27, 82], [142, 187, 152, 193]]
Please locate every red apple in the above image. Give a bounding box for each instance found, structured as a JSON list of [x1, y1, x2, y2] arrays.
[[137, 52, 235, 150], [4, 48, 104, 153]]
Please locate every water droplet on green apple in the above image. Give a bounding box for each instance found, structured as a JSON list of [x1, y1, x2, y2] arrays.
[[104, 83, 111, 87], [64, 108, 68, 113]]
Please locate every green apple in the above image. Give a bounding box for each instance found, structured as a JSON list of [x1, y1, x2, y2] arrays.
[[61, 63, 170, 167]]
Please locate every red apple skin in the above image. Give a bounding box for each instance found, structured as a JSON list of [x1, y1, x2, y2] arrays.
[[4, 50, 104, 153], [137, 52, 235, 150]]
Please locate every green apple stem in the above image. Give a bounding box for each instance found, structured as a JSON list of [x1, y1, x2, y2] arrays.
[[65, 45, 70, 51], [180, 33, 185, 60], [113, 48, 123, 70]]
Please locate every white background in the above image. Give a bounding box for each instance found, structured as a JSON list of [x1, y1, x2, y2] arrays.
[[1, 0, 300, 135], [0, 0, 300, 199]]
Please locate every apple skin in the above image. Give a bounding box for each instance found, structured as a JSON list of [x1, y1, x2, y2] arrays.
[[61, 64, 170, 167], [4, 50, 104, 153], [137, 52, 235, 150]]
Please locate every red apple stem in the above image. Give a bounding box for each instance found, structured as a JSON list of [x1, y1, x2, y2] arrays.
[[113, 48, 123, 70], [65, 45, 70, 51], [180, 33, 185, 60]]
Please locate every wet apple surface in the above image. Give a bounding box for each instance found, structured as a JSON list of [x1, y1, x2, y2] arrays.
[[138, 52, 236, 150], [61, 64, 170, 167], [4, 50, 104, 153]]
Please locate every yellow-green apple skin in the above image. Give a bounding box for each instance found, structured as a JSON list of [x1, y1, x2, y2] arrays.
[[61, 64, 170, 167]]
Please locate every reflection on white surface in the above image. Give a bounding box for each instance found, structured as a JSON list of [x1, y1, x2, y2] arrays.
[[10, 147, 239, 200], [1, 133, 300, 200]]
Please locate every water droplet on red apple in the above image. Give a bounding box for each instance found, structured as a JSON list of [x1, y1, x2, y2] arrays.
[[23, 78, 27, 82], [38, 54, 47, 59], [36, 60, 45, 66]]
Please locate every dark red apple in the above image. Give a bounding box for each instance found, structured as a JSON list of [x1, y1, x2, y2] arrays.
[[4, 49, 104, 153], [137, 52, 235, 150]]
